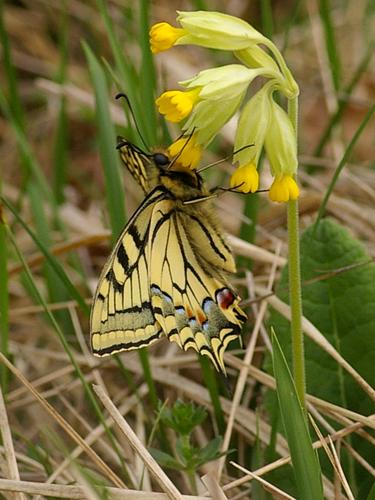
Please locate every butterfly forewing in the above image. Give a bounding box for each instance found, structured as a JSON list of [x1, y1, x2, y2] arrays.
[[90, 137, 247, 372], [90, 188, 166, 355], [117, 140, 150, 193]]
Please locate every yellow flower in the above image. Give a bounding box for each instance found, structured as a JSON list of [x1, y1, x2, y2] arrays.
[[269, 175, 299, 203], [149, 22, 186, 54], [167, 136, 202, 169], [230, 163, 259, 193], [156, 88, 201, 123]]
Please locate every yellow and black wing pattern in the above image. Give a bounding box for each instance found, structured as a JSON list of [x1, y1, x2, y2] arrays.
[[90, 138, 247, 372]]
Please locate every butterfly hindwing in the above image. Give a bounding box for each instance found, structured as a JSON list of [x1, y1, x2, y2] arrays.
[[148, 201, 246, 372]]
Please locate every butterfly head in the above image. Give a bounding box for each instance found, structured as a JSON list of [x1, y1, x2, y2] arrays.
[[117, 137, 205, 199], [154, 152, 205, 198]]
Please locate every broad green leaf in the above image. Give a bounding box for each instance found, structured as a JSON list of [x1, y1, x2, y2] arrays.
[[269, 217, 375, 497], [272, 331, 323, 500]]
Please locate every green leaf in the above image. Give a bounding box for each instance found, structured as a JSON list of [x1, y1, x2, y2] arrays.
[[269, 218, 375, 496], [149, 448, 184, 471], [271, 218, 375, 407], [272, 331, 324, 500], [160, 400, 207, 435], [196, 436, 224, 466]]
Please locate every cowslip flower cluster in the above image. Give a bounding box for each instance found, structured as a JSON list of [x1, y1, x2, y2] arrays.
[[150, 11, 300, 202]]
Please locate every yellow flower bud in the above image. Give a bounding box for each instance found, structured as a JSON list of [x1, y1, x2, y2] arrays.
[[234, 85, 272, 167], [181, 65, 263, 101], [149, 22, 186, 53], [230, 163, 259, 193], [176, 11, 266, 50], [269, 175, 299, 202], [235, 46, 279, 73], [264, 100, 298, 178], [156, 88, 201, 123], [167, 136, 202, 169], [184, 93, 244, 145]]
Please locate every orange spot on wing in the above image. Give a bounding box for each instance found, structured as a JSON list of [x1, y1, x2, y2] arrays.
[[197, 311, 207, 324], [185, 305, 193, 317]]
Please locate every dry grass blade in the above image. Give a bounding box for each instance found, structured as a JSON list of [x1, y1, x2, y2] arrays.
[[327, 437, 355, 500], [46, 384, 149, 486], [228, 235, 287, 265], [0, 478, 208, 499], [201, 472, 228, 500], [92, 384, 184, 500], [0, 353, 126, 489], [0, 387, 26, 500], [230, 461, 296, 499], [8, 232, 110, 276]]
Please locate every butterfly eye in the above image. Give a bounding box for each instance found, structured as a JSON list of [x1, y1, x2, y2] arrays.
[[153, 153, 170, 167]]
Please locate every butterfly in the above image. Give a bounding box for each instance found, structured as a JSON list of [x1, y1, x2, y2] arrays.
[[90, 138, 247, 372]]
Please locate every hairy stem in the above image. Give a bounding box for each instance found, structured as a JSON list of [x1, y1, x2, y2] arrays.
[[287, 96, 306, 409]]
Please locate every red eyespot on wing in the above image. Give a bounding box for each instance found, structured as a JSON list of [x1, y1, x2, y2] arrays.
[[216, 288, 235, 310]]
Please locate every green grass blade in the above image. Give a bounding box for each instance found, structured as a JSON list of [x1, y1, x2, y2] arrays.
[[0, 89, 52, 202], [0, 204, 9, 392], [1, 196, 90, 316], [138, 0, 157, 145], [199, 357, 225, 434], [52, 97, 68, 205], [52, 7, 69, 205], [83, 43, 126, 240], [318, 0, 341, 90], [260, 0, 274, 39], [0, 2, 25, 129], [27, 182, 73, 332], [314, 40, 374, 157], [138, 348, 159, 409], [272, 330, 324, 500], [96, 0, 151, 144], [314, 103, 375, 229]]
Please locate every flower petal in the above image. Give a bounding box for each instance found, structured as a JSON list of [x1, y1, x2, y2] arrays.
[[167, 136, 202, 169], [230, 163, 259, 193], [269, 175, 299, 202], [156, 89, 200, 123], [149, 22, 186, 53]]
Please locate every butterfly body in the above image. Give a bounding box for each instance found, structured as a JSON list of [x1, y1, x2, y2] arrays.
[[90, 139, 246, 372]]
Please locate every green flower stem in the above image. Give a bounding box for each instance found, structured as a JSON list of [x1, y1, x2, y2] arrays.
[[287, 96, 306, 409], [263, 39, 299, 98]]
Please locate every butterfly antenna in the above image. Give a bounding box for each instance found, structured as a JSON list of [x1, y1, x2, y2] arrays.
[[116, 92, 149, 152], [197, 144, 254, 173], [167, 128, 196, 170]]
